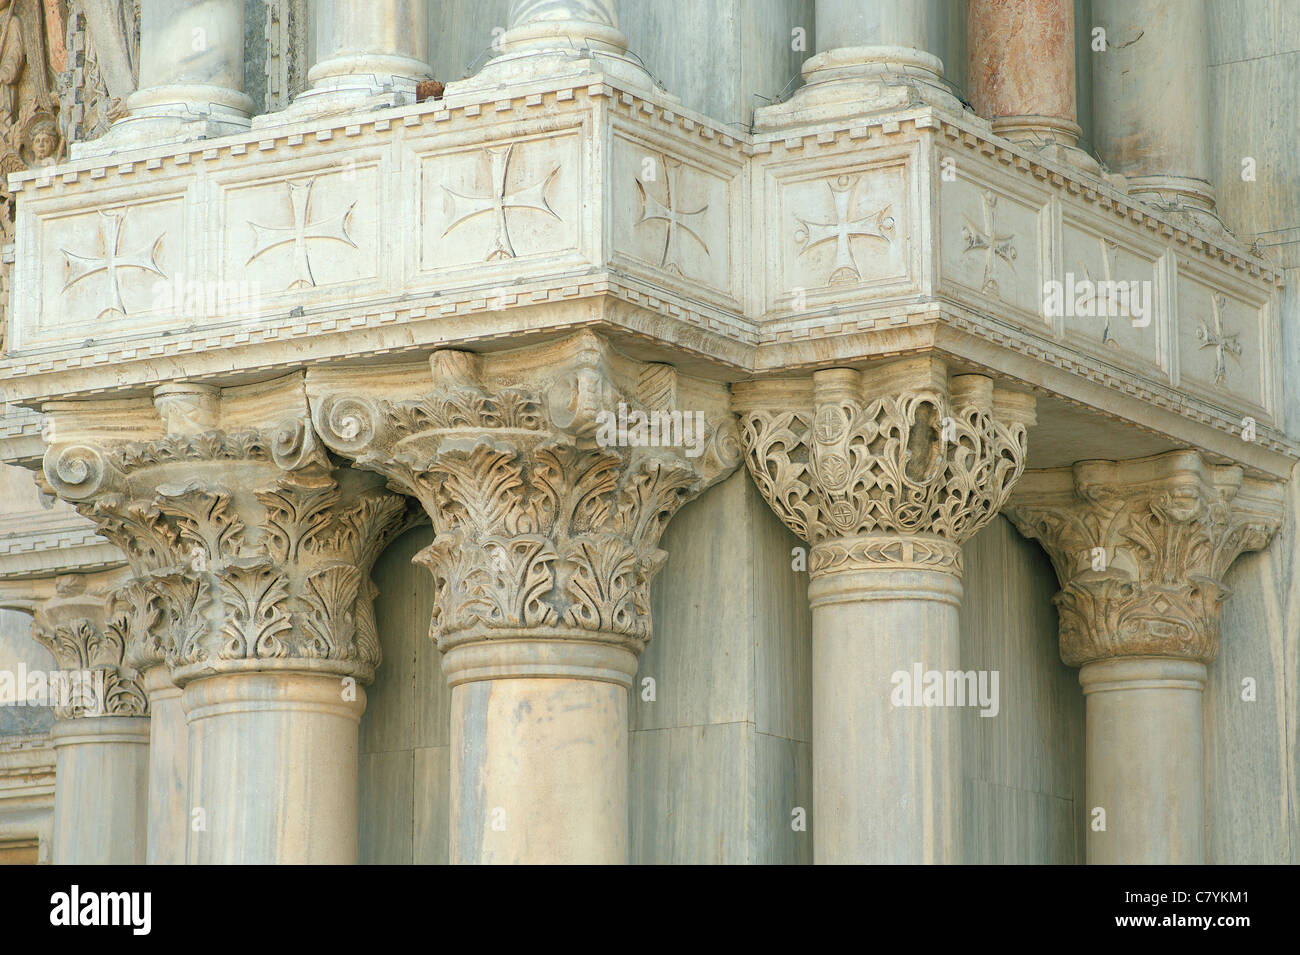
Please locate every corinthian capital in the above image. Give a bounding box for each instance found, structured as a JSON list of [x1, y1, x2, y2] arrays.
[[1006, 451, 1284, 666], [38, 375, 412, 685], [309, 331, 740, 653], [0, 572, 147, 719], [733, 357, 1036, 577]]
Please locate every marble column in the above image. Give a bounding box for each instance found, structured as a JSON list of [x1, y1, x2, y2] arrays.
[[448, 0, 656, 96], [285, 0, 432, 117], [735, 358, 1036, 863], [39, 376, 409, 865], [76, 0, 254, 157], [139, 665, 188, 865], [28, 573, 149, 865], [967, 0, 1097, 170], [310, 332, 739, 864], [1091, 0, 1219, 227], [757, 0, 959, 128], [1008, 451, 1284, 864]]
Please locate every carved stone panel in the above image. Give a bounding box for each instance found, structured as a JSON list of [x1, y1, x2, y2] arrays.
[[416, 130, 584, 277], [939, 172, 1048, 327], [609, 129, 738, 307], [26, 192, 186, 348], [216, 160, 383, 302], [1058, 212, 1169, 378], [1174, 263, 1271, 418], [760, 145, 916, 316]]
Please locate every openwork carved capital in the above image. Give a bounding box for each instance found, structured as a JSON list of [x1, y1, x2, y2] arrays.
[[1006, 451, 1285, 666], [310, 331, 740, 653], [734, 357, 1035, 577], [26, 574, 147, 719], [39, 377, 413, 685]]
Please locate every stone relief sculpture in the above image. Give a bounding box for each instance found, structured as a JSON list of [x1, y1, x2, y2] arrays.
[[0, 1, 140, 352], [0, 0, 70, 354], [56, 0, 137, 145]]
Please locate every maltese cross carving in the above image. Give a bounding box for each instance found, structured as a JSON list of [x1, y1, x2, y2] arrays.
[[61, 210, 166, 319], [962, 190, 1017, 296], [442, 144, 561, 262], [247, 178, 357, 290], [1196, 292, 1241, 387], [794, 174, 895, 287]]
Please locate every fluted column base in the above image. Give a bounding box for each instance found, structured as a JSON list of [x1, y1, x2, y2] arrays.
[[807, 538, 964, 863], [183, 672, 365, 865], [444, 635, 638, 865], [51, 717, 149, 864], [1080, 657, 1206, 864]]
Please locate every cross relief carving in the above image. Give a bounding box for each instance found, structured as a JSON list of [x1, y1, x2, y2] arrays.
[[246, 178, 357, 290], [635, 152, 709, 276], [961, 190, 1017, 296], [794, 174, 895, 287], [1196, 292, 1241, 387], [61, 209, 166, 320], [441, 143, 562, 262]]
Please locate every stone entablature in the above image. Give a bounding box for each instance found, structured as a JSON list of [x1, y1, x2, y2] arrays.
[[0, 73, 1291, 489]]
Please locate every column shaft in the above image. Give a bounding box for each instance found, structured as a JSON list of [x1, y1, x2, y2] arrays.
[[288, 0, 430, 113], [445, 640, 634, 864], [809, 562, 962, 863], [448, 0, 655, 95], [815, 0, 940, 57], [142, 666, 188, 865], [757, 0, 958, 127], [51, 717, 149, 864], [183, 673, 364, 865], [1080, 658, 1205, 864], [78, 0, 254, 155], [1091, 0, 1216, 218], [968, 0, 1081, 146], [1008, 451, 1285, 865]]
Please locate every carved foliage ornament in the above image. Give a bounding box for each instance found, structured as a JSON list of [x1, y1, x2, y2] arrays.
[[41, 418, 410, 684], [1006, 454, 1282, 666], [312, 334, 740, 653], [30, 574, 147, 718], [737, 367, 1033, 576]]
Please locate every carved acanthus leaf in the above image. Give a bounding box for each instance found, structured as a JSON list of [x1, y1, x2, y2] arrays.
[[41, 414, 408, 684], [1006, 452, 1285, 666], [312, 333, 740, 651]]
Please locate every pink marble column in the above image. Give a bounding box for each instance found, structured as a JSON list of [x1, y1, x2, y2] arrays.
[[968, 0, 1081, 147]]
